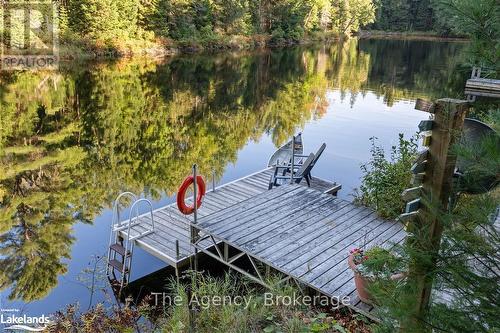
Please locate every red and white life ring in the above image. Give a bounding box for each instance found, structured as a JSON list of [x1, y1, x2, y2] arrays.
[[177, 175, 206, 215]]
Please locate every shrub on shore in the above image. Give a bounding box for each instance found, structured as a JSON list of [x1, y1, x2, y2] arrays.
[[46, 273, 371, 332], [355, 134, 418, 219]]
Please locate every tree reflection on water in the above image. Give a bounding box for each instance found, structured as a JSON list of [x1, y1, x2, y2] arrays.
[[0, 39, 465, 301]]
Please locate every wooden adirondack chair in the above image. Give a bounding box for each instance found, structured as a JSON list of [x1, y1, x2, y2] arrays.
[[281, 143, 326, 177], [269, 153, 316, 189]]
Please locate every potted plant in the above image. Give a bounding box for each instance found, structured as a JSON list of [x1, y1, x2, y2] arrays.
[[348, 247, 406, 304]]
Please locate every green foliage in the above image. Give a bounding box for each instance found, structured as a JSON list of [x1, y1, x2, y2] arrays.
[[212, 0, 251, 35], [138, 0, 170, 36], [158, 273, 353, 332], [371, 190, 500, 333], [356, 247, 405, 279], [371, 0, 410, 31], [50, 303, 141, 332], [370, 0, 438, 32], [454, 126, 500, 194], [270, 27, 287, 43], [58, 2, 70, 34], [49, 0, 375, 50], [165, 274, 256, 332], [331, 0, 377, 35], [68, 0, 140, 42], [432, 0, 500, 68], [50, 274, 361, 332], [356, 134, 418, 219], [2, 0, 481, 52]]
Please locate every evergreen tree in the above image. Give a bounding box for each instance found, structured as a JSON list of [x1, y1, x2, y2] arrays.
[[68, 0, 139, 41], [361, 2, 500, 331], [372, 0, 410, 31], [331, 0, 377, 35], [57, 1, 70, 34], [433, 0, 499, 69], [366, 121, 499, 333], [408, 0, 435, 31], [138, 0, 170, 36], [212, 0, 251, 34]]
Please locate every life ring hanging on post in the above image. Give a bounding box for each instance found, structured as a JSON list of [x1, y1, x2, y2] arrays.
[[177, 175, 206, 215]]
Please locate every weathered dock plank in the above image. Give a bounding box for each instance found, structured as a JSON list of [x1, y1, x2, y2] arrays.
[[465, 78, 500, 98], [277, 209, 377, 271], [253, 201, 354, 257], [313, 225, 404, 290], [215, 188, 317, 238], [239, 196, 339, 247], [192, 184, 405, 316], [466, 78, 500, 90]]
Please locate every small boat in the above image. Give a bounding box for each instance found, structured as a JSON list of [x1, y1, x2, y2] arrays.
[[267, 133, 304, 167]]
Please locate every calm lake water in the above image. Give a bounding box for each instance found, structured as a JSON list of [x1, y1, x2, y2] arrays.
[[0, 39, 468, 316]]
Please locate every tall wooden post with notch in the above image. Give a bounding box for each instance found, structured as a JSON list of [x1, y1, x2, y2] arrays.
[[398, 98, 469, 331]]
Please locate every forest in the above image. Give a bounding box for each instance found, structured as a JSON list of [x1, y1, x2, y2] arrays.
[[0, 0, 467, 55], [61, 0, 462, 41]]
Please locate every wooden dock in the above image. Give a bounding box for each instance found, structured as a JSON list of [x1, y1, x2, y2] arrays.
[[120, 168, 405, 318], [465, 78, 500, 98], [465, 67, 500, 100], [119, 168, 338, 267], [191, 184, 405, 317]]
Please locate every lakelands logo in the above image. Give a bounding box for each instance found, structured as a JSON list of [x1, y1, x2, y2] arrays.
[[1, 0, 59, 70], [0, 311, 51, 332]]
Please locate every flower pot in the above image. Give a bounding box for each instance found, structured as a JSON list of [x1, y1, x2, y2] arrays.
[[348, 253, 374, 304], [348, 254, 407, 305]]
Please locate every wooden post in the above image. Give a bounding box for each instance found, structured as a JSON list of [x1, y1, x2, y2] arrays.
[[406, 98, 468, 331]]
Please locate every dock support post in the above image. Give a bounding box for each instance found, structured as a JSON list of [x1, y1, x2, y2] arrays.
[[223, 243, 229, 261], [176, 240, 180, 261], [175, 240, 180, 283], [175, 266, 180, 284]]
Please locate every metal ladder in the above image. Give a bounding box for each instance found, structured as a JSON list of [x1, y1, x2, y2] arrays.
[[106, 192, 155, 297]]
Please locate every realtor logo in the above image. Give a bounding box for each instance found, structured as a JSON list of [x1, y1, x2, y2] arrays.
[[1, 310, 51, 332], [1, 0, 59, 70]]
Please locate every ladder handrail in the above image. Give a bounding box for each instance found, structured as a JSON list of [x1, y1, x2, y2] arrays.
[[107, 192, 137, 276], [107, 192, 157, 296], [112, 192, 137, 226], [125, 198, 155, 252], [121, 198, 155, 286]]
